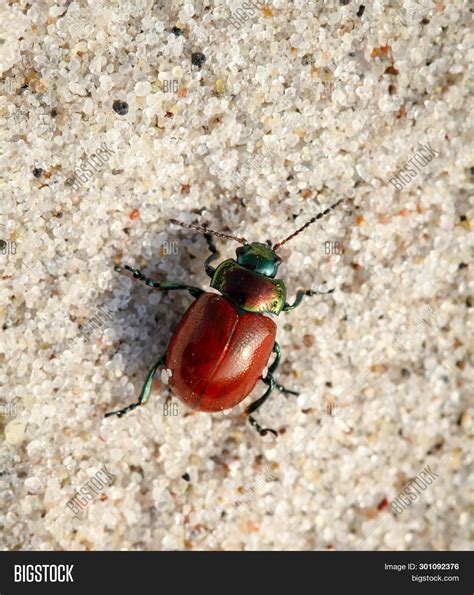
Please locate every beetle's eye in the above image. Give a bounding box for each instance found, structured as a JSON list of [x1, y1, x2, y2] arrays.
[[275, 255, 282, 265]]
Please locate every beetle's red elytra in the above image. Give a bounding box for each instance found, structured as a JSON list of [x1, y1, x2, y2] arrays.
[[166, 292, 276, 412], [105, 199, 344, 436]]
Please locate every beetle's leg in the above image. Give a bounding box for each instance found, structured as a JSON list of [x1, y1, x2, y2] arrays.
[[263, 342, 299, 395], [273, 383, 299, 396], [282, 287, 334, 311], [204, 233, 220, 278], [115, 265, 203, 298], [246, 376, 277, 437], [267, 341, 281, 374], [105, 354, 166, 418], [246, 342, 300, 436]]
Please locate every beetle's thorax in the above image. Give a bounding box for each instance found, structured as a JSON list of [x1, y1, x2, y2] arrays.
[[210, 259, 286, 315]]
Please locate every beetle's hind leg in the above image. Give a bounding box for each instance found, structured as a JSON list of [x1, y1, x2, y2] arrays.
[[204, 233, 220, 278], [105, 354, 166, 418], [270, 380, 299, 396], [263, 341, 299, 396], [247, 369, 299, 436], [246, 377, 278, 437], [245, 342, 288, 437], [245, 341, 301, 436]]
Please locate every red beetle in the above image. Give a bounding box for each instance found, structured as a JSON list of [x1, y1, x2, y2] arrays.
[[106, 200, 343, 435]]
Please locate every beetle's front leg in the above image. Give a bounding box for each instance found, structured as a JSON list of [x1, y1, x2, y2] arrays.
[[115, 265, 203, 298], [105, 354, 166, 418], [282, 287, 334, 311], [203, 233, 220, 278]]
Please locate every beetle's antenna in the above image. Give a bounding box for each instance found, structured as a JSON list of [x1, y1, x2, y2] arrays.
[[272, 199, 344, 251], [170, 219, 248, 244]]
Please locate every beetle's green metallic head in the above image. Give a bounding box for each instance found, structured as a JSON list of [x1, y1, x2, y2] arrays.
[[236, 242, 282, 278], [170, 198, 344, 280]]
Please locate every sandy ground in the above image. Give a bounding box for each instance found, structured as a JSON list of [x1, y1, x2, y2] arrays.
[[0, 0, 472, 550]]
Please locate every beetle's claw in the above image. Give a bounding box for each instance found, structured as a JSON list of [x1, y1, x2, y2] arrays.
[[306, 287, 335, 296], [105, 407, 129, 418], [104, 410, 120, 418], [114, 265, 123, 273], [248, 415, 277, 437], [260, 427, 278, 437]]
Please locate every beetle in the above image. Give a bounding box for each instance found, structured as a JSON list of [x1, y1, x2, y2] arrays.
[[105, 199, 344, 436]]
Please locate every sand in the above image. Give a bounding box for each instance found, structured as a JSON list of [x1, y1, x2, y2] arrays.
[[0, 0, 472, 550]]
